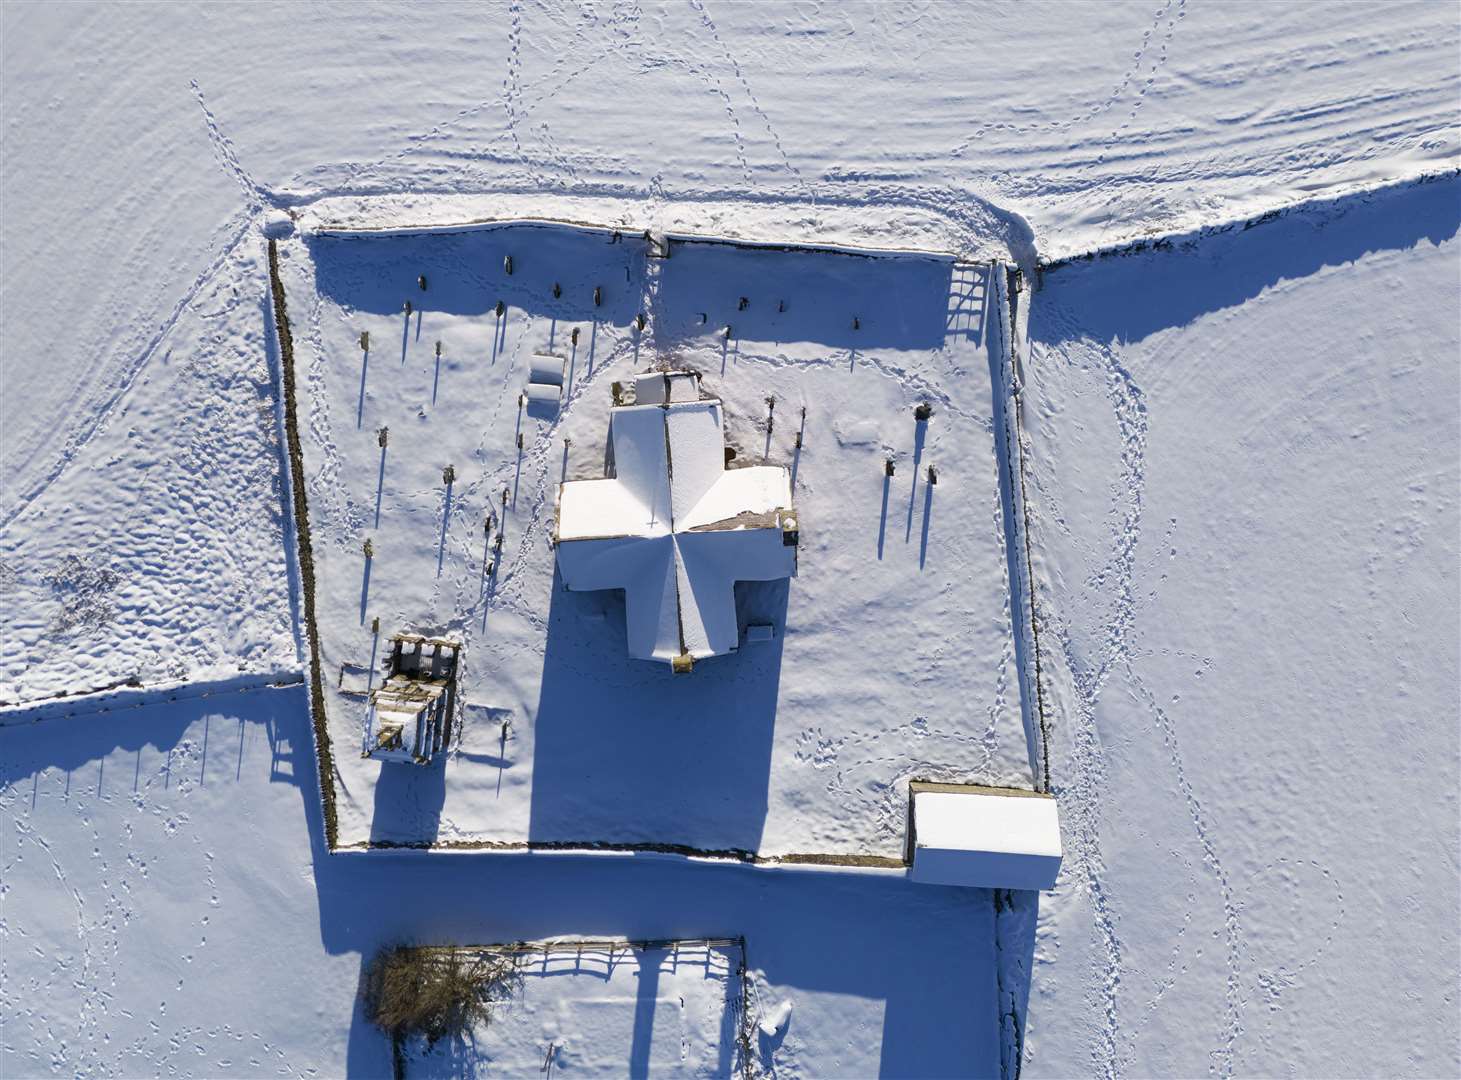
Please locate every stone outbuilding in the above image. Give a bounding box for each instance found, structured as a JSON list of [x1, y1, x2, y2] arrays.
[[363, 633, 461, 764]]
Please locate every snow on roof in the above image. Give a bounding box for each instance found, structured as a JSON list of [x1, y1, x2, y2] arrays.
[[909, 782, 1062, 891], [555, 372, 796, 666]]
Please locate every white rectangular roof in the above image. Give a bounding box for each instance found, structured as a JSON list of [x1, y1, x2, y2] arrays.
[[909, 784, 1062, 891]]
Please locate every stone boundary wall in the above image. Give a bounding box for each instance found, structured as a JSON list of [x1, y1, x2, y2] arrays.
[[267, 238, 340, 849]]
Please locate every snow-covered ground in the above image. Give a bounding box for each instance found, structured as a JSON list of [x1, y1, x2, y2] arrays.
[[284, 222, 1035, 855], [1, 687, 1001, 1078], [405, 940, 743, 1076], [5, 1, 1457, 540], [1018, 177, 1460, 1077], [3, 2, 1459, 1076], [0, 241, 297, 706]]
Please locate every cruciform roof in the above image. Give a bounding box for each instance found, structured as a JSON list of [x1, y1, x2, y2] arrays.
[[553, 371, 797, 669]]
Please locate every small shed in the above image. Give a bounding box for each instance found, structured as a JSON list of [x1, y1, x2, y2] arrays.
[[906, 781, 1062, 891], [363, 634, 461, 765]]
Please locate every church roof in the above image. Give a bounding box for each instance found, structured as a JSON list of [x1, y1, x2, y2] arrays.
[[555, 372, 796, 666]]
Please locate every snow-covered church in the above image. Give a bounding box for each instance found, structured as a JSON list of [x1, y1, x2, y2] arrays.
[[553, 370, 798, 671]]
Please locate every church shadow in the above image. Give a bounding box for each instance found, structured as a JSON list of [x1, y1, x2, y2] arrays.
[[0, 682, 1020, 1078], [526, 572, 788, 855]]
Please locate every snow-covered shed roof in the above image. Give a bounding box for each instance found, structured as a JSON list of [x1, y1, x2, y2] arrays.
[[554, 371, 797, 668], [908, 782, 1063, 891]]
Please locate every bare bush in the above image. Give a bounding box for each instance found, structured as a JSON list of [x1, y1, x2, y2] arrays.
[[363, 946, 516, 1046], [43, 552, 119, 636]]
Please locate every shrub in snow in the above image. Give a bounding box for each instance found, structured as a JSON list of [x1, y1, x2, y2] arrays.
[[363, 946, 516, 1046], [43, 552, 119, 636]]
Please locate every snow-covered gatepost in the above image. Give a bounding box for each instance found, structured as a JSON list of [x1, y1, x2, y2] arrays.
[[363, 633, 461, 764], [906, 781, 1063, 890], [552, 370, 798, 672]]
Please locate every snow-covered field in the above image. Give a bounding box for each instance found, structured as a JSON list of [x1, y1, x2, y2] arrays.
[[3, 2, 1458, 1077], [1018, 178, 1460, 1076], [1, 687, 1001, 1078], [0, 240, 297, 705]]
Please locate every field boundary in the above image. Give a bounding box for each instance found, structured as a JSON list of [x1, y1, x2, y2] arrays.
[[0, 671, 304, 726], [990, 265, 1051, 794], [1038, 167, 1460, 274], [267, 238, 340, 849], [308, 213, 966, 263], [339, 835, 907, 870]]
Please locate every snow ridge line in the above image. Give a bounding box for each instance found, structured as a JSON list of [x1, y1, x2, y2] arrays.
[[292, 180, 1036, 265], [0, 671, 304, 726], [1038, 166, 1461, 271], [266, 239, 340, 850]]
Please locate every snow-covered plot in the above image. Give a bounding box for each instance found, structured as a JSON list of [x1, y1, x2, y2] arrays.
[[0, 240, 297, 708], [405, 940, 741, 1076], [0, 686, 1004, 1078], [281, 221, 1036, 854], [1017, 178, 1460, 1077]]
